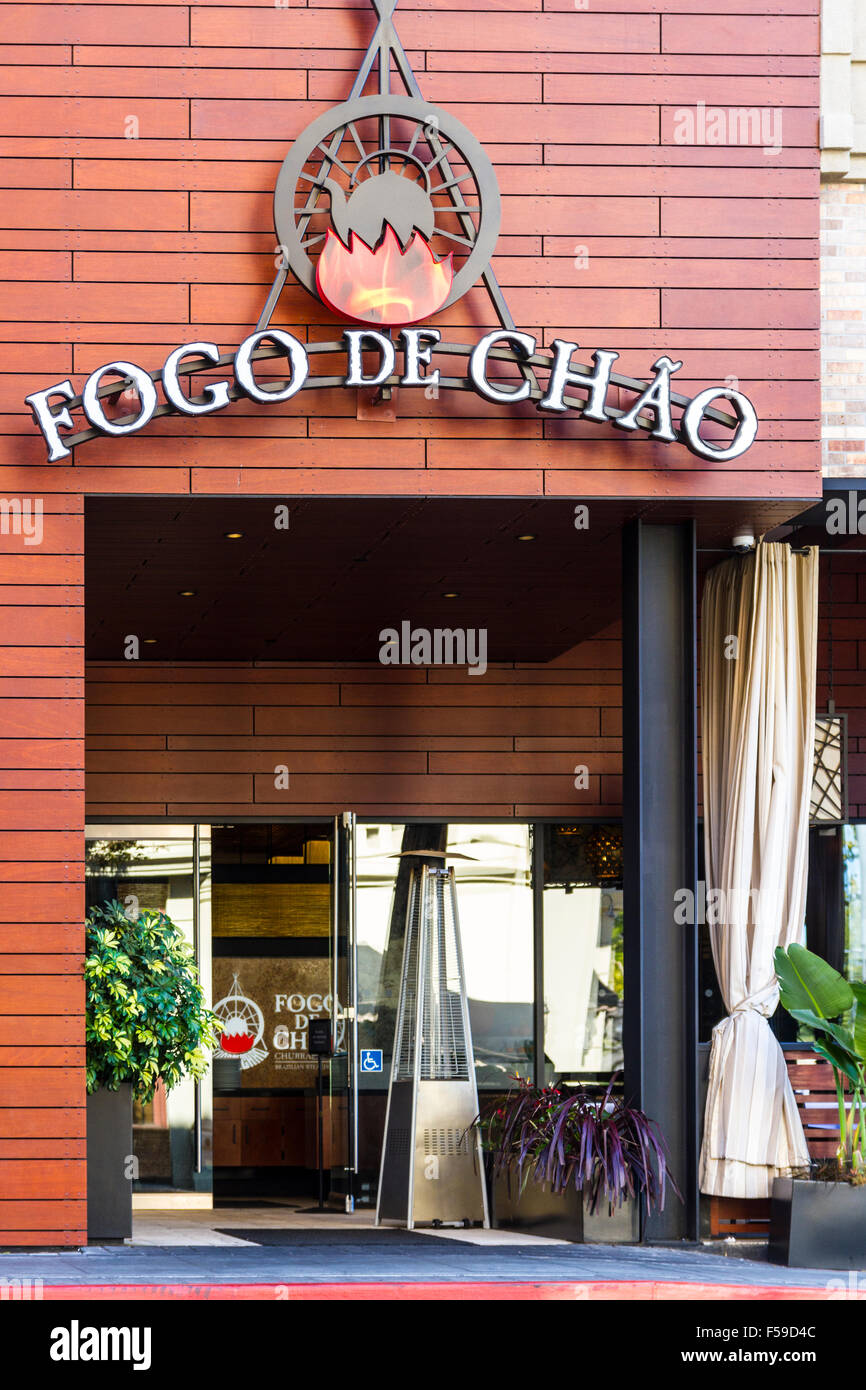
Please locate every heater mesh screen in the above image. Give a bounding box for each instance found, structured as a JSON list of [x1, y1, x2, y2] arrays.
[[393, 870, 422, 1081], [386, 1127, 411, 1158], [392, 866, 471, 1082]]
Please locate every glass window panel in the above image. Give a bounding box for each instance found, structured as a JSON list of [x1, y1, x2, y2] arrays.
[[355, 823, 533, 1092], [843, 823, 866, 982], [543, 886, 623, 1079], [356, 821, 405, 1088], [208, 822, 339, 1202], [542, 824, 623, 1081], [447, 824, 533, 1088], [211, 822, 331, 937], [84, 826, 212, 1198]]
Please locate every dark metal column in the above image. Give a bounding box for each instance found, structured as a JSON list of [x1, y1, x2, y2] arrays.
[[622, 520, 698, 1242], [532, 826, 545, 1089]]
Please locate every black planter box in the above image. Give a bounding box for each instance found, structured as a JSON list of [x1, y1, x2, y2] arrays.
[[769, 1177, 866, 1269], [86, 1084, 133, 1242], [492, 1171, 639, 1243]]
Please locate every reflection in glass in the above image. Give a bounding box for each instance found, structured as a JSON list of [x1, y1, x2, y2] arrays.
[[208, 822, 339, 1201], [84, 827, 212, 1197], [542, 824, 623, 1081], [449, 825, 533, 1086], [843, 823, 866, 982], [543, 886, 623, 1079], [356, 823, 533, 1089]]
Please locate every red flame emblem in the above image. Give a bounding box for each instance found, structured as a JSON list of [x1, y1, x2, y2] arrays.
[[316, 224, 453, 327], [219, 1030, 254, 1054]]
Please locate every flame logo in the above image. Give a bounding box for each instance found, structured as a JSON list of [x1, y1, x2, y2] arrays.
[[219, 1014, 255, 1054], [316, 224, 453, 327], [214, 973, 268, 1069]]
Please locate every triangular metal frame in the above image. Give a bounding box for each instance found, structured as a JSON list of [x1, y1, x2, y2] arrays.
[[257, 0, 524, 354]]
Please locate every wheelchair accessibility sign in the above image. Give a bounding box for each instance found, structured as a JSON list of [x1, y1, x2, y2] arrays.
[[360, 1049, 383, 1073]]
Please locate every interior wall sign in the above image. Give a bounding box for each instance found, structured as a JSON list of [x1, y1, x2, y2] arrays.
[[24, 0, 759, 465]]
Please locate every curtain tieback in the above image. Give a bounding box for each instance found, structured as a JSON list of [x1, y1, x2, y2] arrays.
[[729, 985, 779, 1020]]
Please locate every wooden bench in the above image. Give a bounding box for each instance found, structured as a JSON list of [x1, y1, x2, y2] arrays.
[[708, 1048, 845, 1239]]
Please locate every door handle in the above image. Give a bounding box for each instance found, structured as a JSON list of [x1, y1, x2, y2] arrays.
[[232, 1124, 236, 1146]]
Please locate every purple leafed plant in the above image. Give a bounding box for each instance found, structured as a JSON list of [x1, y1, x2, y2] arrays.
[[475, 1074, 681, 1216]]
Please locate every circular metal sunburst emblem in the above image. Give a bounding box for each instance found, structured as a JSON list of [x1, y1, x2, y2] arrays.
[[274, 95, 501, 326]]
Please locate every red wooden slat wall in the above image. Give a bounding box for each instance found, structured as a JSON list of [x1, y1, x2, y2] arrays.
[[0, 494, 85, 1244], [0, 0, 821, 500], [0, 0, 820, 1245], [85, 626, 623, 817]]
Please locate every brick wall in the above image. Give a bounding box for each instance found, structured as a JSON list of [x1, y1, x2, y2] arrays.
[[821, 183, 866, 476]]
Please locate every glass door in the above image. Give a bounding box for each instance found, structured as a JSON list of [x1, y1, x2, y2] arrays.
[[328, 812, 359, 1209], [86, 818, 360, 1208], [210, 820, 337, 1202], [84, 824, 213, 1205]]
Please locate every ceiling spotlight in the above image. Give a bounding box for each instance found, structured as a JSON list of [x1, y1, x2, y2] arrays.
[[516, 534, 536, 541], [224, 531, 244, 540], [178, 589, 196, 597], [442, 591, 459, 598], [143, 638, 157, 645]]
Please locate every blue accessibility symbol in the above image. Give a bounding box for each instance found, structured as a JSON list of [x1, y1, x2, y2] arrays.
[[360, 1049, 383, 1073]]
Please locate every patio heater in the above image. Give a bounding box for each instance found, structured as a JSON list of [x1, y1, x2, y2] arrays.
[[375, 851, 489, 1229]]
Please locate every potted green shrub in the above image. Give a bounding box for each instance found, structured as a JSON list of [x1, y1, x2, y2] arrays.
[[475, 1075, 679, 1243], [770, 943, 866, 1269], [85, 899, 219, 1240]]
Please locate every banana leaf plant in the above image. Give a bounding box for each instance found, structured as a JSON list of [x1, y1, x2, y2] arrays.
[[474, 1075, 680, 1216], [774, 943, 866, 1178]]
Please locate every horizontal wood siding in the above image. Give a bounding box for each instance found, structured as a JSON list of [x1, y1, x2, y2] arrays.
[[0, 1, 820, 499], [85, 625, 623, 817], [0, 499, 85, 1248]]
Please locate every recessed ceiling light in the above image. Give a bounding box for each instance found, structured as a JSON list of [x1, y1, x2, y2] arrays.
[[143, 638, 157, 645], [442, 591, 459, 598], [178, 589, 196, 597], [517, 533, 536, 541], [224, 531, 244, 540]]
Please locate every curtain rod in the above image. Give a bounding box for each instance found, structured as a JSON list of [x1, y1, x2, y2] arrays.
[[700, 547, 866, 555], [697, 546, 813, 555]]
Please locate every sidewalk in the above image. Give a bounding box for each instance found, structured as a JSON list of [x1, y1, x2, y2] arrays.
[[0, 1204, 861, 1299]]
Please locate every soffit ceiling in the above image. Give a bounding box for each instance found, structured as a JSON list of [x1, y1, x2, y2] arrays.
[[85, 495, 811, 664]]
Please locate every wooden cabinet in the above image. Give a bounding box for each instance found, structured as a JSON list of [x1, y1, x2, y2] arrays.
[[280, 1098, 306, 1166], [305, 1095, 337, 1169], [212, 1095, 323, 1168], [213, 1096, 242, 1166], [241, 1098, 283, 1166]]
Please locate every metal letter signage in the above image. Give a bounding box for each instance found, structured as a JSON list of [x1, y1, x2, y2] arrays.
[[23, 0, 759, 465]]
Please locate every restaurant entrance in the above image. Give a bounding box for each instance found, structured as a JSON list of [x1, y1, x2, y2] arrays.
[[85, 815, 628, 1213]]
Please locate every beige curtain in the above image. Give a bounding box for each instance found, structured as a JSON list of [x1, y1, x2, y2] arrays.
[[699, 542, 818, 1198]]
